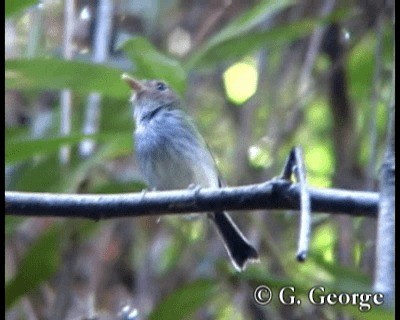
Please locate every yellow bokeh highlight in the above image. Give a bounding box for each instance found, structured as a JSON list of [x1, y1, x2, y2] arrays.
[[223, 60, 258, 105], [305, 145, 333, 188], [312, 224, 336, 263]]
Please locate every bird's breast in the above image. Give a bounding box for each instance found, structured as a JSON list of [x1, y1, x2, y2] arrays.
[[134, 116, 219, 190]]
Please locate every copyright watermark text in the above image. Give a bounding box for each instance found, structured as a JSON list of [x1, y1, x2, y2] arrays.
[[253, 285, 384, 312]]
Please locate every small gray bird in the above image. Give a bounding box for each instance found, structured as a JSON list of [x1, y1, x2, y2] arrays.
[[122, 74, 259, 271]]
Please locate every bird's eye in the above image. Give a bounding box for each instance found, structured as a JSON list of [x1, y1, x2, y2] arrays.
[[156, 82, 167, 91]]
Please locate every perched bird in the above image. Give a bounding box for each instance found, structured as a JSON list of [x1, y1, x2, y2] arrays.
[[122, 74, 259, 270]]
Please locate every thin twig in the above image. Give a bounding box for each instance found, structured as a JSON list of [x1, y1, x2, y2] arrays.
[[293, 147, 311, 261], [297, 0, 336, 97], [192, 0, 231, 49], [279, 147, 311, 261], [268, 26, 373, 158], [272, 0, 336, 158]]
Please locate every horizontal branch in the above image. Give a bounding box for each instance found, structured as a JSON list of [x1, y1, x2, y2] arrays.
[[5, 180, 378, 220]]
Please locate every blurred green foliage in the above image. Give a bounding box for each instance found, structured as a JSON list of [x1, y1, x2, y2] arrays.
[[148, 279, 219, 320], [6, 58, 131, 98], [6, 225, 62, 308], [5, 0, 38, 17], [122, 37, 187, 94]]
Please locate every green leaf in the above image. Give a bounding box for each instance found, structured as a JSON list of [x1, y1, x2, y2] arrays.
[[7, 131, 133, 192], [5, 132, 131, 165], [6, 134, 87, 165], [5, 0, 37, 17], [5, 127, 29, 141], [205, 0, 293, 48], [185, 7, 349, 70], [5, 58, 130, 98], [185, 0, 293, 69], [148, 279, 218, 320], [5, 225, 61, 308], [121, 37, 187, 94]]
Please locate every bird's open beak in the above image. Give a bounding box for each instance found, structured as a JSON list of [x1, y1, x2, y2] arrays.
[[122, 73, 144, 92]]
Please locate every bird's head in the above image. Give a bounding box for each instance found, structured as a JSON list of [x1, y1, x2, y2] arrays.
[[122, 74, 180, 122]]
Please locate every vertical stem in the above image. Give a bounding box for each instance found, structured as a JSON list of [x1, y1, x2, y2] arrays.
[[373, 68, 395, 307], [60, 0, 75, 164], [26, 5, 44, 58], [79, 0, 114, 157], [366, 15, 384, 190]]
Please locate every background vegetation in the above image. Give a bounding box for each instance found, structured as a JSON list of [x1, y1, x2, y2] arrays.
[[5, 0, 394, 319]]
